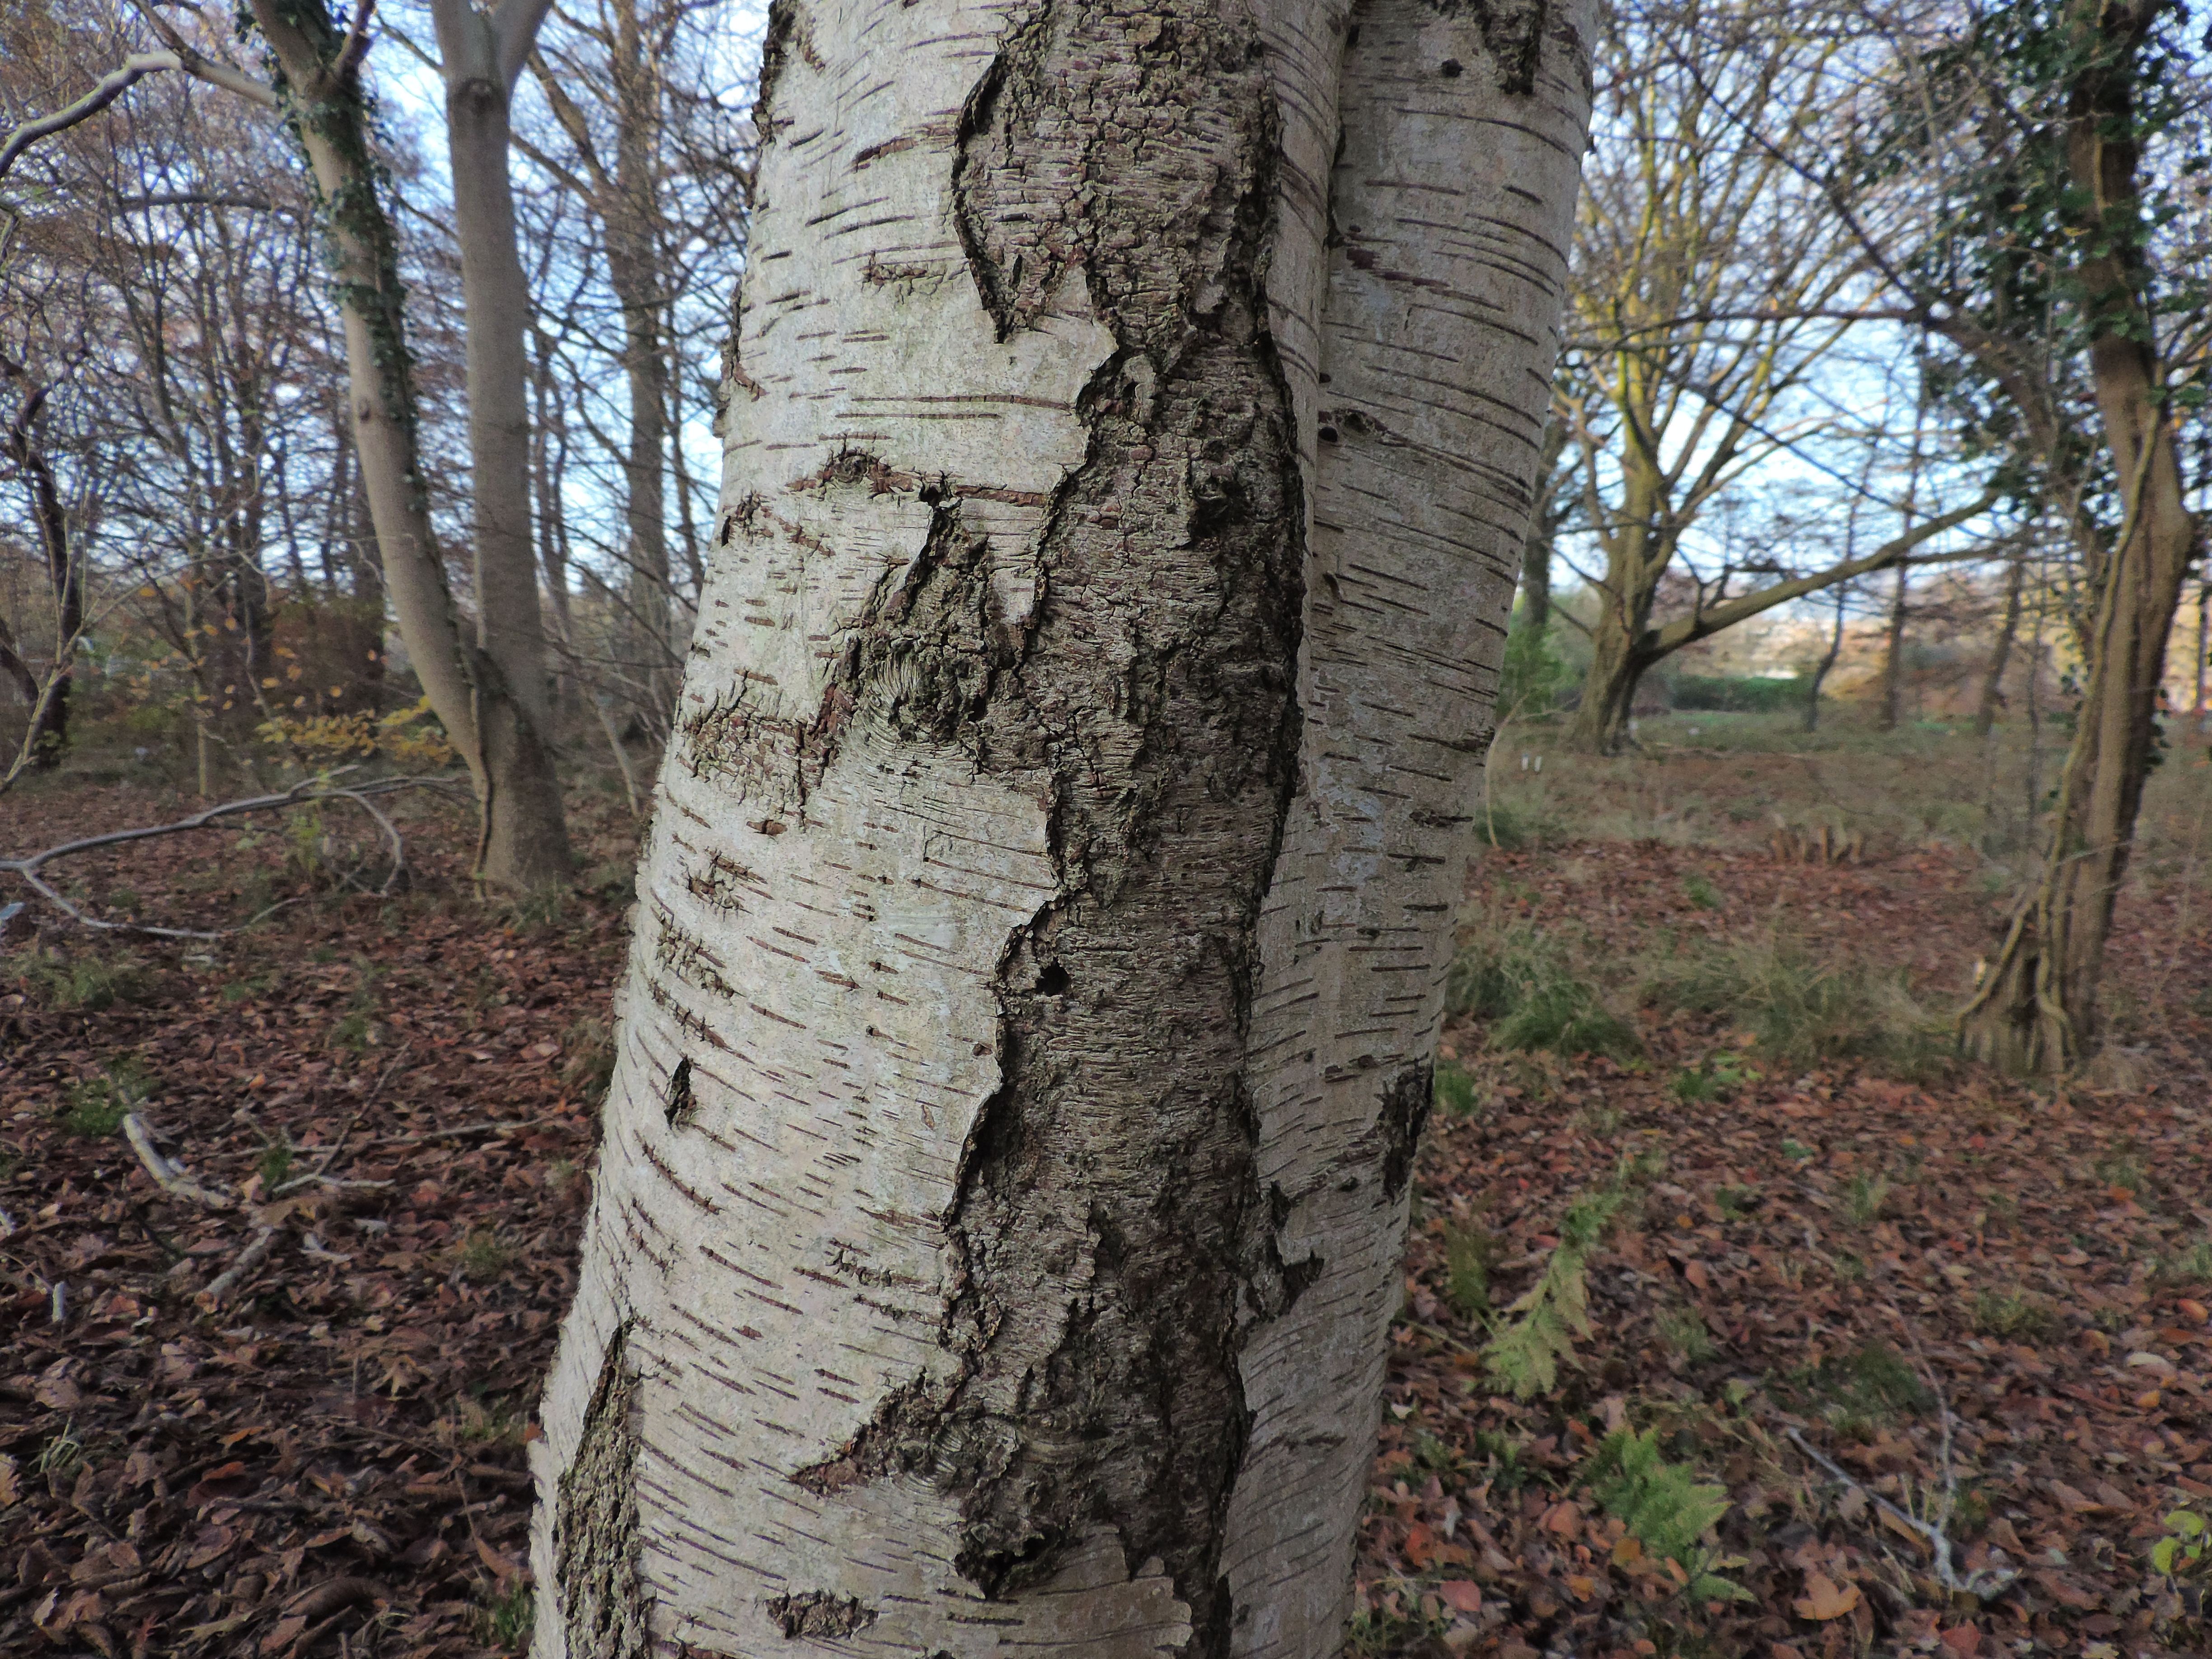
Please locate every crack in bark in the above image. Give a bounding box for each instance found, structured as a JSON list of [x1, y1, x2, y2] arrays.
[[780, 0, 1314, 1644]]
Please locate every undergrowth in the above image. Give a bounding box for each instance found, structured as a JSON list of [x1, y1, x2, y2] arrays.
[[1483, 1158, 1657, 1397], [9, 946, 152, 1012], [1448, 927, 1639, 1060], [1643, 932, 1939, 1074], [1584, 1427, 1749, 1604]]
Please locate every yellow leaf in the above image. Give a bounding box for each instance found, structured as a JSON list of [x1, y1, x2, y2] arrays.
[[1793, 1572, 1861, 1621]]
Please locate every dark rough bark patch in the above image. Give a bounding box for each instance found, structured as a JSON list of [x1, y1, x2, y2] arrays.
[[762, 1589, 877, 1637], [793, 0, 1310, 1643], [663, 1057, 696, 1127], [1453, 0, 1549, 95], [1376, 1062, 1433, 1204], [753, 0, 820, 136], [556, 1326, 649, 1659]]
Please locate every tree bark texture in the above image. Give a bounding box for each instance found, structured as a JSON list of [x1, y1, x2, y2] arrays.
[[528, 0, 1593, 1654], [1957, 0, 2198, 1075]]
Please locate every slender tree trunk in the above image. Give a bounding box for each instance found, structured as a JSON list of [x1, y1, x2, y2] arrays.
[[1804, 585, 1847, 733], [1517, 414, 1567, 637], [1, 384, 78, 768], [609, 0, 674, 731], [1879, 564, 1909, 731], [2192, 577, 2207, 726], [1959, 0, 2199, 1073], [432, 0, 573, 889], [1974, 553, 2027, 738], [526, 0, 1594, 1654], [248, 0, 569, 889], [436, 2, 555, 737]]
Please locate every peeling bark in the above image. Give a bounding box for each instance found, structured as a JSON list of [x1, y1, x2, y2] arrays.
[[530, 0, 1593, 1651]]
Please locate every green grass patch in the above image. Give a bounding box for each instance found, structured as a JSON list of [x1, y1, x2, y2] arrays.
[[1644, 933, 1937, 1073], [1432, 1057, 1477, 1118], [62, 1059, 153, 1138], [10, 947, 151, 1012], [1448, 927, 1639, 1060], [1797, 1340, 1933, 1434], [1970, 1289, 2058, 1340], [1442, 1219, 1501, 1320]]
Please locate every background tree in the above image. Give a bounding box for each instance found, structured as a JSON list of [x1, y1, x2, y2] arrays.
[[1846, 0, 2210, 1071], [1560, 0, 1946, 752]]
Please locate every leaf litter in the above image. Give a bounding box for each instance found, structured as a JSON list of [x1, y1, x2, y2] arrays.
[[1357, 839, 2212, 1657], [1, 778, 2207, 1658]]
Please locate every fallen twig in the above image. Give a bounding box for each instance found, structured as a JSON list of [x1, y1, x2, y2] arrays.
[[370, 1116, 566, 1148], [122, 1114, 233, 1209], [0, 771, 465, 940], [197, 1225, 277, 1306], [1784, 1425, 2018, 1599]]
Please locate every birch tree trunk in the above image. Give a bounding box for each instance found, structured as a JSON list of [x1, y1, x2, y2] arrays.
[[527, 0, 1593, 1653]]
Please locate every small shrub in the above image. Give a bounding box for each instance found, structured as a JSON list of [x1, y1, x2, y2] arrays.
[[458, 1228, 515, 1282], [1468, 1426, 1532, 1493], [1442, 1220, 1500, 1319], [62, 1060, 152, 1138], [1644, 933, 1936, 1073], [1712, 1185, 1757, 1221], [1500, 616, 1573, 717], [1493, 978, 1640, 1060], [2093, 1147, 2148, 1193], [2153, 1509, 2207, 1579], [258, 1140, 295, 1192], [449, 1395, 528, 1448], [2153, 1234, 2212, 1285], [1410, 1427, 1466, 1479], [1670, 1051, 1756, 1104], [1432, 1057, 1477, 1117], [1484, 1174, 1631, 1398], [474, 1579, 534, 1652], [1802, 1340, 1933, 1432], [1450, 927, 1639, 1059], [561, 1016, 617, 1101], [1971, 1289, 2057, 1339], [1584, 1427, 1749, 1603], [502, 888, 570, 934], [12, 947, 151, 1012], [1682, 872, 1722, 910], [1846, 1172, 1892, 1226], [1657, 1306, 1717, 1365], [33, 1420, 84, 1478], [1481, 793, 1569, 852], [1669, 674, 1806, 713]]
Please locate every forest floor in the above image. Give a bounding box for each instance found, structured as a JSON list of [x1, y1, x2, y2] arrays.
[[0, 714, 2207, 1659]]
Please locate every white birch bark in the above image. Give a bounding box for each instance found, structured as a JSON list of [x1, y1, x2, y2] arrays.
[[528, 0, 1593, 1652]]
